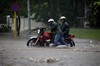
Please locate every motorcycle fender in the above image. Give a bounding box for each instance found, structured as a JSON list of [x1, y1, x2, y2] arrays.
[[30, 36, 37, 39]]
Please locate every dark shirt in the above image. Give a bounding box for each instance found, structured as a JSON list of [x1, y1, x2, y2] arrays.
[[49, 22, 58, 35], [60, 22, 69, 35]]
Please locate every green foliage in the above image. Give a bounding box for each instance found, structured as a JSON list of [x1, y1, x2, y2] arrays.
[[0, 16, 6, 24], [31, 0, 74, 24], [0, 0, 79, 27], [86, 0, 100, 28], [17, 0, 27, 17], [0, 24, 11, 32], [32, 2, 49, 22], [1, 0, 100, 28], [0, 0, 27, 17]]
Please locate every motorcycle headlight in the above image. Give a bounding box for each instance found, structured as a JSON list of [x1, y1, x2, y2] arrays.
[[37, 29, 40, 34]]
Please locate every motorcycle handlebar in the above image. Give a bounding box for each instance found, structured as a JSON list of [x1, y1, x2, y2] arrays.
[[39, 27, 46, 30], [38, 27, 47, 33]]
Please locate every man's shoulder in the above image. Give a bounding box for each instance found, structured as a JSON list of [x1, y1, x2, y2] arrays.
[[53, 22, 57, 23], [64, 22, 69, 25], [53, 22, 57, 24]]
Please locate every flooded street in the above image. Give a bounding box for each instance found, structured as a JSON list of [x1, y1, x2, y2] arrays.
[[0, 33, 100, 66]]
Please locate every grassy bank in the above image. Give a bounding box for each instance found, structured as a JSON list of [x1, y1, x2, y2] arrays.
[[70, 28, 100, 40]]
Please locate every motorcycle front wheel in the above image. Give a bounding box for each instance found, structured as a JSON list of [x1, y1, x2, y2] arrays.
[[27, 38, 37, 46]]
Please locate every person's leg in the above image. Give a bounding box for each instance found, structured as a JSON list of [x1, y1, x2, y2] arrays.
[[61, 35, 68, 46], [51, 34, 55, 43], [54, 34, 62, 45]]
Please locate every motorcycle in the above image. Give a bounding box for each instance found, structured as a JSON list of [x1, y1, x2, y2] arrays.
[[27, 27, 75, 47]]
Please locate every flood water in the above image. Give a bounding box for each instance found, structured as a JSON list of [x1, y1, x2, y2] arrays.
[[0, 33, 100, 66]]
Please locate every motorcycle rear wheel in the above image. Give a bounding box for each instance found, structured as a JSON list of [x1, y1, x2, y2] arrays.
[[70, 39, 75, 47], [66, 39, 75, 47]]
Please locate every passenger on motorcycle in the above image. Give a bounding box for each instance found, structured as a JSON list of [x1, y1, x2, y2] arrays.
[[48, 19, 58, 42], [48, 18, 64, 47]]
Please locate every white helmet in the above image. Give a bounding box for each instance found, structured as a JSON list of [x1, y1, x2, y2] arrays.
[[48, 19, 54, 22], [60, 16, 66, 20]]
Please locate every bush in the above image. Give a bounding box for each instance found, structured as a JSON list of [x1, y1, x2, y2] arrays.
[[0, 24, 11, 32]]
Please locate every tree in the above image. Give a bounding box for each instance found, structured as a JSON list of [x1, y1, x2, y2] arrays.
[[0, 0, 27, 16], [31, 0, 74, 26], [86, 0, 100, 28], [0, 0, 87, 28], [0, 0, 27, 24]]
